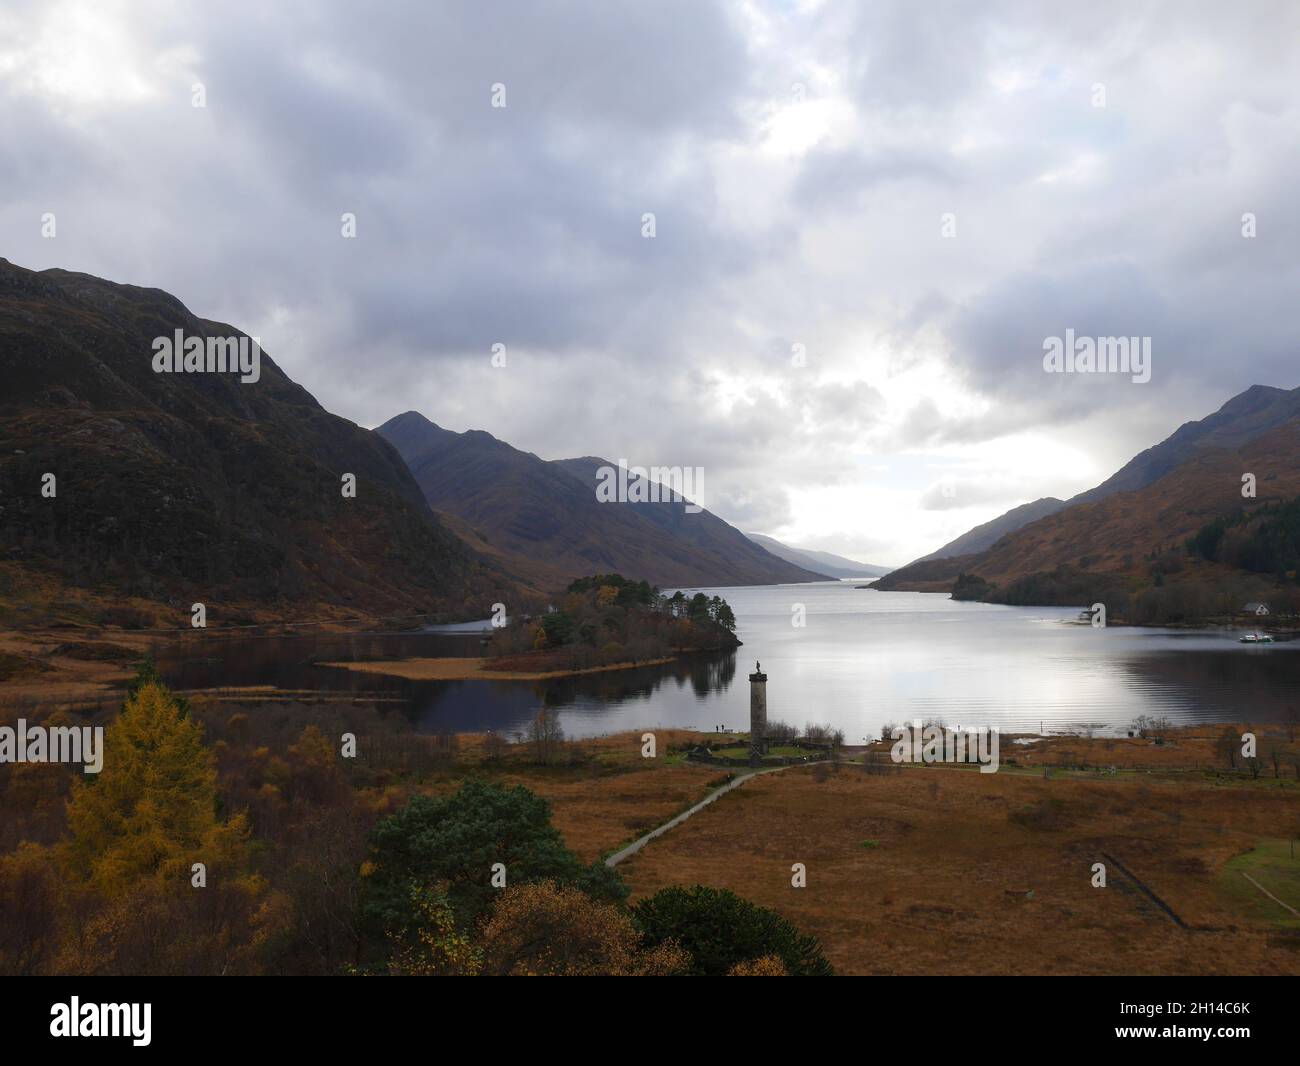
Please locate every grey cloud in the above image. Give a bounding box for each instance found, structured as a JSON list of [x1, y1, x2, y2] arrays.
[[3, 0, 1298, 563]]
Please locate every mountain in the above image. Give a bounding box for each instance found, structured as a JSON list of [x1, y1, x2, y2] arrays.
[[878, 384, 1300, 595], [744, 533, 891, 579], [909, 498, 1066, 565], [952, 417, 1300, 589], [903, 385, 1300, 568], [869, 554, 975, 592], [378, 412, 829, 588], [1069, 384, 1300, 505], [0, 259, 517, 624]]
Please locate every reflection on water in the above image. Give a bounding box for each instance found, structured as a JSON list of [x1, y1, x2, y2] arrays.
[[151, 585, 1299, 740], [1115, 642, 1300, 725], [401, 653, 739, 737], [150, 629, 739, 738]]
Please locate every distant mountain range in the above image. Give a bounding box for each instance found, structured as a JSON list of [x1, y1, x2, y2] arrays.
[[878, 384, 1300, 594], [21, 257, 1284, 620], [0, 259, 518, 623], [0, 256, 830, 629], [744, 533, 891, 579], [378, 411, 829, 588]]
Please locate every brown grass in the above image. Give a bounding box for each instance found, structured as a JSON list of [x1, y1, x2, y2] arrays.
[[350, 729, 729, 864], [892, 723, 1298, 773], [504, 764, 722, 863], [610, 760, 1300, 975], [0, 629, 139, 701]]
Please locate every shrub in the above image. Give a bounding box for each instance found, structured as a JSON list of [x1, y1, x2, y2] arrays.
[[728, 954, 787, 976], [360, 779, 626, 950], [632, 885, 833, 976], [480, 881, 688, 976]]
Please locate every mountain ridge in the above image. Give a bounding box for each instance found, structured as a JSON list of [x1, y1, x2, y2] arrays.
[[0, 259, 517, 624], [378, 411, 830, 588], [744, 533, 891, 579], [910, 497, 1066, 565], [903, 384, 1300, 570], [877, 383, 1300, 597]]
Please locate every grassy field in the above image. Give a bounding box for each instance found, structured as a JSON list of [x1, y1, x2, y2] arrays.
[[1219, 839, 1300, 931], [445, 726, 1300, 976], [604, 757, 1299, 975], [708, 743, 817, 760]]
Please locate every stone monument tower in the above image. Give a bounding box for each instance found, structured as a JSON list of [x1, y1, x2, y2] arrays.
[[748, 661, 767, 763]]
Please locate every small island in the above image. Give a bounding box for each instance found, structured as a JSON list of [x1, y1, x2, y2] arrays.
[[326, 574, 740, 682]]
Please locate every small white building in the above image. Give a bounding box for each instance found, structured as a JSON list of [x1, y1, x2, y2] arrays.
[[1243, 602, 1270, 616]]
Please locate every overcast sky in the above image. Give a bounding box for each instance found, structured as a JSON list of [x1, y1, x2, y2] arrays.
[[4, 0, 1298, 566]]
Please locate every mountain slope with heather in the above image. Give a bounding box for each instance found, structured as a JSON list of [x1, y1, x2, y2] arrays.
[[960, 417, 1300, 588], [378, 411, 829, 588], [903, 385, 1300, 570], [876, 385, 1300, 611], [1069, 384, 1300, 506], [0, 258, 517, 625]]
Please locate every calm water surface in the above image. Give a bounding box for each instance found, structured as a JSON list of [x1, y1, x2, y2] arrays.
[[155, 584, 1299, 741]]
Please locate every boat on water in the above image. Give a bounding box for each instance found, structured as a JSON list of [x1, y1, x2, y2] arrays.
[[1239, 632, 1275, 644]]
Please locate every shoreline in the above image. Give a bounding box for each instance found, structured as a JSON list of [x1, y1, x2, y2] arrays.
[[317, 654, 680, 682], [867, 592, 1300, 633]]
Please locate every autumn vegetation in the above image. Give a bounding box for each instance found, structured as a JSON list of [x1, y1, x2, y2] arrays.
[[4, 653, 1296, 977], [487, 574, 740, 672], [0, 663, 828, 976]]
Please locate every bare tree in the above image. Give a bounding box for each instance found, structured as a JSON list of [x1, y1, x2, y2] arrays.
[[804, 722, 845, 748], [528, 708, 565, 765]]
